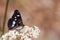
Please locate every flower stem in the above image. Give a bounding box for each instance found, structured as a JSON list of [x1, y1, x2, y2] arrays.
[[2, 0, 9, 35]]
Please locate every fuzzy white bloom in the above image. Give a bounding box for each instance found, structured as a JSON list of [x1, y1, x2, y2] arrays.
[[0, 26, 40, 40]]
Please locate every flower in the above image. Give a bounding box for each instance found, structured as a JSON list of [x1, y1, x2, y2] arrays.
[[0, 26, 40, 40]]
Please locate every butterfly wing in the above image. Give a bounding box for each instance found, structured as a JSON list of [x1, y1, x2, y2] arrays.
[[8, 10, 24, 30]]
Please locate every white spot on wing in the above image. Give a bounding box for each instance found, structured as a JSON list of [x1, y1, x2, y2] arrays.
[[15, 19, 17, 21], [12, 24, 14, 27], [13, 21, 16, 24], [17, 15, 20, 17], [14, 17, 17, 18]]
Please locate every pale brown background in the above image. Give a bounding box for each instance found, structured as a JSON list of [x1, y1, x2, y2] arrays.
[[0, 0, 60, 40]]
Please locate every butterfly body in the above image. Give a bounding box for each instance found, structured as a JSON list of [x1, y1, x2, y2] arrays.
[[8, 10, 24, 30]]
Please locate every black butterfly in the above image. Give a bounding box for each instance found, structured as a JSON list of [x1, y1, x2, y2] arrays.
[[8, 10, 24, 30]]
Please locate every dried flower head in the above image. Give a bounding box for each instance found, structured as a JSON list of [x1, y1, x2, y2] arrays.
[[0, 26, 40, 40]]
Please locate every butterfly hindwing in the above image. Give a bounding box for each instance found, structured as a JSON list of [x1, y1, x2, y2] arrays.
[[8, 10, 24, 30]]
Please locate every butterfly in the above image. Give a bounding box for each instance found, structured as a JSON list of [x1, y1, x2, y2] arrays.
[[8, 10, 24, 30]]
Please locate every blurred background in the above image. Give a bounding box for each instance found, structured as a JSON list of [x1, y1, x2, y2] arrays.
[[0, 0, 60, 40]]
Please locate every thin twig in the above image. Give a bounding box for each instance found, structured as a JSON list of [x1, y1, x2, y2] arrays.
[[2, 0, 9, 35]]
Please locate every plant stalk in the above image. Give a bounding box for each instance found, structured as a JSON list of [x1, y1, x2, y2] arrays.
[[2, 0, 9, 35]]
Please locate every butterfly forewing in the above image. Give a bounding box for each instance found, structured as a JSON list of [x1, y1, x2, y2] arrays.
[[8, 10, 24, 30]]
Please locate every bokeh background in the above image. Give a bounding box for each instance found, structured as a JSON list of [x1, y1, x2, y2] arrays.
[[0, 0, 60, 40]]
